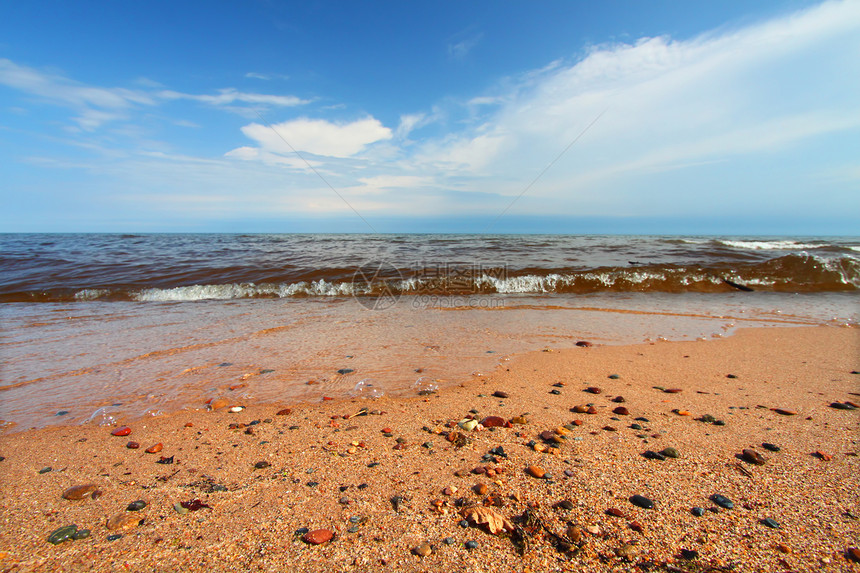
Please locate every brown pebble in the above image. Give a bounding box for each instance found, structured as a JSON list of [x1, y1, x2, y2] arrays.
[[613, 406, 629, 415], [616, 544, 638, 559], [567, 525, 582, 543], [126, 441, 140, 449], [184, 422, 193, 428], [111, 426, 131, 436], [585, 387, 601, 394], [492, 391, 509, 398], [442, 487, 454, 496], [587, 406, 598, 414], [145, 443, 163, 454], [62, 484, 99, 500], [664, 388, 683, 394], [742, 449, 766, 465], [106, 512, 143, 531], [480, 416, 505, 427], [847, 548, 860, 562], [276, 408, 292, 416], [629, 521, 644, 533], [572, 419, 583, 426], [575, 341, 592, 347], [381, 427, 393, 434], [572, 405, 589, 413], [302, 529, 333, 545], [814, 451, 832, 461], [510, 416, 528, 425], [526, 465, 545, 478], [777, 543, 791, 554], [602, 425, 617, 432], [472, 466, 487, 475], [209, 398, 229, 410], [473, 483, 488, 495], [412, 542, 432, 557], [771, 408, 797, 416], [612, 396, 626, 403], [606, 508, 625, 518]]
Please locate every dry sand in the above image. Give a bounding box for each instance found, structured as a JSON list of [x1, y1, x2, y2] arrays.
[[0, 326, 858, 572]]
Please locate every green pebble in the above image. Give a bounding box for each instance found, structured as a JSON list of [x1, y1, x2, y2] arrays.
[[173, 503, 189, 514], [72, 529, 91, 540], [660, 447, 680, 458], [38, 466, 52, 474], [47, 524, 77, 544]]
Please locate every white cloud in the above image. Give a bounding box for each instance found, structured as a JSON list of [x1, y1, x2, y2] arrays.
[[236, 117, 393, 158], [448, 33, 483, 60], [159, 88, 308, 107]]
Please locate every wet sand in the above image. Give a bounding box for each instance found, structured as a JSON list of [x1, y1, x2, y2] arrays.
[[0, 326, 858, 572]]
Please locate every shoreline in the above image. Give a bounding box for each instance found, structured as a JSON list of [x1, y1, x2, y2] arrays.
[[0, 326, 858, 571]]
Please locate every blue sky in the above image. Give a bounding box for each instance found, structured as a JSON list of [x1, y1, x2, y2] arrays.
[[1, 1, 858, 234]]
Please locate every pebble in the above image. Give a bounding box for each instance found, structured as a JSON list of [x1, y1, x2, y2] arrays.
[[480, 416, 505, 427], [742, 449, 766, 465], [847, 548, 860, 563], [62, 484, 99, 500], [106, 513, 142, 531], [229, 406, 244, 413], [473, 483, 488, 495], [492, 391, 509, 398], [72, 529, 90, 540], [616, 544, 637, 559], [771, 408, 796, 416], [549, 389, 561, 395], [612, 406, 629, 415], [443, 537, 455, 545], [585, 387, 601, 394], [691, 507, 705, 517], [587, 406, 597, 414], [126, 500, 147, 511], [612, 396, 626, 403], [465, 540, 478, 549], [814, 451, 833, 461], [608, 374, 620, 379], [254, 460, 271, 469], [555, 500, 574, 510], [337, 368, 354, 375], [664, 388, 683, 393], [711, 494, 734, 509], [276, 408, 292, 416], [111, 426, 132, 436], [510, 416, 528, 424], [173, 503, 188, 514], [526, 465, 546, 479], [572, 405, 589, 413], [106, 534, 122, 541], [680, 548, 699, 560], [47, 524, 78, 545], [145, 443, 163, 454], [412, 542, 432, 556], [761, 518, 780, 529], [602, 425, 617, 432], [762, 443, 781, 452], [126, 441, 140, 449], [302, 529, 333, 545], [606, 508, 625, 517], [567, 525, 583, 543], [630, 495, 654, 509], [209, 398, 229, 410], [829, 402, 856, 410], [38, 467, 52, 474], [660, 447, 680, 458]]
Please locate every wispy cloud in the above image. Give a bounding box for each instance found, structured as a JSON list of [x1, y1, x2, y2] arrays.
[[448, 32, 483, 60], [158, 88, 309, 107], [234, 117, 393, 159]]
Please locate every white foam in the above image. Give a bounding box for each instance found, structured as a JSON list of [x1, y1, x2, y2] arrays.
[[718, 240, 822, 250]]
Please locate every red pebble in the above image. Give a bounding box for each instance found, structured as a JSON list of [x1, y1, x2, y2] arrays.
[[145, 443, 163, 454], [322, 396, 333, 401], [381, 427, 393, 433], [111, 426, 132, 436], [276, 408, 292, 416], [613, 406, 629, 415], [126, 441, 140, 449], [302, 529, 333, 545], [480, 416, 506, 427]]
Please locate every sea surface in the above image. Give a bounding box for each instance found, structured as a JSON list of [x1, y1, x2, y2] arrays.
[[1, 233, 858, 431]]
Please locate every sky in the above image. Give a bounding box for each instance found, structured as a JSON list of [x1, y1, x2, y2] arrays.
[[1, 0, 858, 235]]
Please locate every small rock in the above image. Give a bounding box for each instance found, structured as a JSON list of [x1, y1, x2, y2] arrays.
[[473, 483, 488, 495], [276, 408, 292, 416], [602, 425, 617, 432], [761, 518, 780, 529], [72, 529, 90, 540], [554, 500, 574, 510], [229, 406, 244, 413], [830, 402, 856, 410], [126, 441, 140, 449], [630, 495, 654, 509], [660, 447, 680, 459], [465, 540, 478, 549], [254, 460, 271, 469], [814, 451, 832, 461], [691, 507, 705, 517], [412, 542, 432, 556], [173, 503, 188, 514], [38, 467, 52, 474], [585, 387, 601, 394], [680, 548, 699, 560], [762, 443, 781, 452], [608, 374, 620, 379], [612, 406, 629, 416], [606, 508, 625, 518], [510, 416, 528, 425], [111, 426, 132, 436], [62, 484, 99, 500], [337, 368, 354, 375], [126, 500, 146, 511], [572, 405, 589, 413], [47, 525, 78, 545], [771, 408, 796, 416], [209, 398, 229, 410], [629, 521, 644, 533], [443, 537, 455, 545], [643, 450, 666, 461], [777, 543, 791, 554], [526, 466, 545, 479], [106, 513, 142, 531], [612, 396, 626, 403], [302, 529, 333, 545], [492, 391, 509, 398], [742, 449, 766, 465], [616, 544, 637, 559], [145, 443, 163, 454], [575, 341, 592, 347], [549, 389, 561, 395], [567, 525, 583, 543], [846, 548, 860, 563], [480, 416, 505, 427], [586, 406, 597, 414], [710, 494, 734, 509]]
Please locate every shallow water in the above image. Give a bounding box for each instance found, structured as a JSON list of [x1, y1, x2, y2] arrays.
[[1, 290, 856, 432]]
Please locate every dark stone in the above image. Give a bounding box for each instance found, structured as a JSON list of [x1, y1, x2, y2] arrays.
[[642, 450, 666, 461], [106, 534, 122, 541], [492, 391, 509, 398], [762, 443, 781, 452], [831, 402, 857, 410], [549, 389, 561, 395], [680, 548, 699, 560], [742, 449, 766, 465], [337, 368, 354, 375], [710, 494, 734, 509], [443, 537, 455, 545], [691, 507, 705, 517], [555, 500, 574, 510], [38, 467, 52, 474], [608, 374, 620, 379], [761, 518, 780, 529], [465, 540, 478, 549], [295, 527, 309, 536], [72, 529, 90, 540], [126, 500, 147, 511], [660, 447, 680, 459], [254, 460, 270, 469], [47, 525, 78, 545], [630, 495, 654, 509]]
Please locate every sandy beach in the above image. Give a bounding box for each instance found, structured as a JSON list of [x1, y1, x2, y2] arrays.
[[1, 325, 858, 572]]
